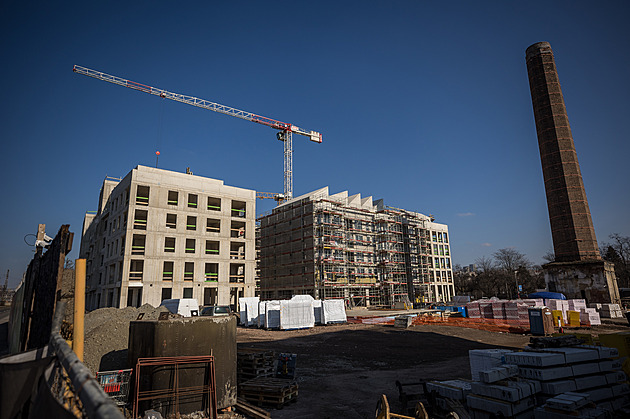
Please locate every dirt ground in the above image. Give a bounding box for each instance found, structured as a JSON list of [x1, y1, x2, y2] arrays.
[[236, 323, 532, 419]]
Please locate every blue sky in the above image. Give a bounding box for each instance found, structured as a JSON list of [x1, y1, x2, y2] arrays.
[[1, 1, 628, 287]]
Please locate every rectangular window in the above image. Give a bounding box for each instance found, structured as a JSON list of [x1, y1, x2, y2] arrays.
[[131, 234, 146, 256], [184, 262, 194, 281], [136, 185, 150, 206], [229, 263, 245, 283], [168, 190, 178, 206], [443, 232, 448, 243], [231, 221, 246, 238], [186, 216, 197, 231], [231, 200, 246, 218], [165, 237, 176, 253], [185, 238, 195, 254], [205, 263, 218, 282], [183, 287, 193, 299], [161, 288, 172, 301], [207, 218, 220, 233], [206, 240, 219, 255], [207, 197, 221, 211], [163, 261, 174, 281], [129, 260, 144, 280], [230, 242, 245, 260], [166, 214, 177, 229], [133, 209, 148, 230], [188, 193, 198, 208]]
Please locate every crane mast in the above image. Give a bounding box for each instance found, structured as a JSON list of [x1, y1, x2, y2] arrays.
[[73, 65, 322, 200]]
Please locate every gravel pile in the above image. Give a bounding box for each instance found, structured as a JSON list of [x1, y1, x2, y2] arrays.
[[83, 304, 175, 374]]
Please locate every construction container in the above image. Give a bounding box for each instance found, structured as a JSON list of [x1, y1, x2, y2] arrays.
[[128, 315, 237, 414], [528, 307, 555, 336]]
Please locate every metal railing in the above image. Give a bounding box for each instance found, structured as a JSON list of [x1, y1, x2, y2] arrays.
[[50, 301, 125, 419]]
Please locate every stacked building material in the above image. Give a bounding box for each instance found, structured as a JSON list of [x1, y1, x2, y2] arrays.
[[467, 363, 539, 418], [466, 301, 481, 319], [597, 303, 624, 319], [504, 346, 629, 413], [534, 392, 607, 418], [579, 308, 601, 326], [568, 299, 587, 312], [321, 299, 347, 324], [479, 300, 495, 319], [546, 300, 569, 323], [491, 300, 506, 320], [469, 349, 514, 381], [279, 299, 315, 330], [425, 379, 472, 412], [505, 301, 531, 328], [239, 297, 260, 326], [237, 348, 275, 385]]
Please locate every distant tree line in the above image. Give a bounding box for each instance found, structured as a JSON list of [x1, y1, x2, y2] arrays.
[[454, 233, 630, 299], [454, 248, 545, 300]]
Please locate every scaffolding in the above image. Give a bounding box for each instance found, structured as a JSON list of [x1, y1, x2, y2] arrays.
[[258, 190, 451, 306]]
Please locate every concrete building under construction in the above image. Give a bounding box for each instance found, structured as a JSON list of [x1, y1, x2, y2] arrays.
[[258, 187, 454, 306], [80, 165, 256, 310]]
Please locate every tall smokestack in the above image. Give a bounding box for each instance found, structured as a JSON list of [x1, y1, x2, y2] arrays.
[[526, 41, 601, 262]]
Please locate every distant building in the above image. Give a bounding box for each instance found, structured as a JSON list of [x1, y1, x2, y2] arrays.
[[258, 187, 454, 305], [80, 165, 256, 310]]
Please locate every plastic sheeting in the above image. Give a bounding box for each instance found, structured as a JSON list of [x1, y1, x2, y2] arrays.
[[280, 300, 315, 330], [321, 300, 347, 324], [239, 297, 260, 326], [264, 301, 282, 329]]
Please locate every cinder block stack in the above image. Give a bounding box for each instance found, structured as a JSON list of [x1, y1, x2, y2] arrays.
[[534, 392, 608, 419], [469, 349, 514, 381], [504, 346, 629, 412], [467, 364, 539, 418]]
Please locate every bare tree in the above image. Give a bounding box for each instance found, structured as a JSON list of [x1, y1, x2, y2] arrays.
[[601, 234, 630, 288], [542, 250, 555, 263], [493, 248, 531, 272]]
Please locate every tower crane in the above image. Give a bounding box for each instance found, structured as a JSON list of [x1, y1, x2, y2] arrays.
[[73, 65, 322, 200]]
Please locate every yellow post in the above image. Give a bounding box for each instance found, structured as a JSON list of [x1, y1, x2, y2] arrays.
[[74, 259, 86, 362]]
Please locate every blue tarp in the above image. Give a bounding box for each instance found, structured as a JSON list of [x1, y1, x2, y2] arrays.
[[528, 291, 566, 300]]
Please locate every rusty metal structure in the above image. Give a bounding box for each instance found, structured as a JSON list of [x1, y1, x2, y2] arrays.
[[133, 355, 218, 419]]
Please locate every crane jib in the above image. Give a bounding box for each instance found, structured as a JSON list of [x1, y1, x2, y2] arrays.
[[73, 64, 322, 200]]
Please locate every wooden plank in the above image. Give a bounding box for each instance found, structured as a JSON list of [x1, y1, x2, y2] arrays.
[[235, 398, 271, 418]]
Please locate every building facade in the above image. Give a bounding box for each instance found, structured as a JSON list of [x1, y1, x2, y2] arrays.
[[80, 165, 256, 310], [258, 187, 454, 306]]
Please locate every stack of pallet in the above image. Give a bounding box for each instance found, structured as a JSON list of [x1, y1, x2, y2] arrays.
[[504, 301, 531, 328], [239, 377, 298, 409], [237, 348, 275, 385]]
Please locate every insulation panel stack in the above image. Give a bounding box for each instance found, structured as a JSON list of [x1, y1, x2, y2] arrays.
[[598, 304, 623, 319]]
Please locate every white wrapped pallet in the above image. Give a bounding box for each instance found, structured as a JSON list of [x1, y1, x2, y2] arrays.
[[239, 297, 260, 326], [313, 299, 323, 324], [280, 300, 315, 330], [291, 294, 315, 302], [265, 300, 282, 329], [321, 299, 347, 324]]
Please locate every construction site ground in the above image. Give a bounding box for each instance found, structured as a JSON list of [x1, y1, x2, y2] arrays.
[[239, 322, 526, 418], [236, 316, 630, 419]]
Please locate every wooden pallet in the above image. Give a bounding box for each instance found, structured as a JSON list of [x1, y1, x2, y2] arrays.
[[240, 377, 298, 409]]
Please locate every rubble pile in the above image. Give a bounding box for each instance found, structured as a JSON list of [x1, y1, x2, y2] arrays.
[[83, 304, 172, 374]]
